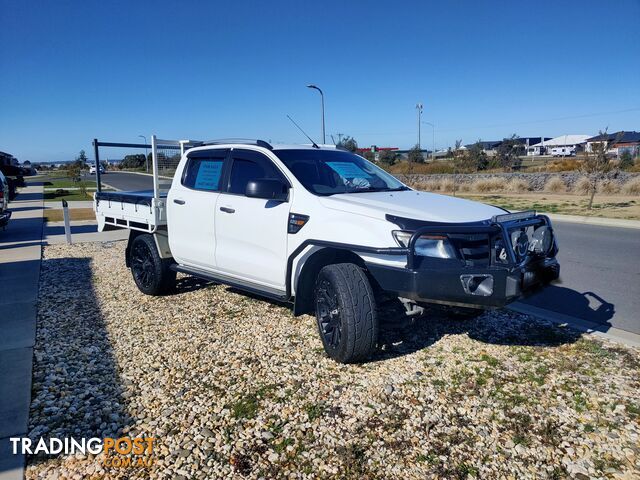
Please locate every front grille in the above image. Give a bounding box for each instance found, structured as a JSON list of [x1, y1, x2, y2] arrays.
[[449, 234, 491, 266]]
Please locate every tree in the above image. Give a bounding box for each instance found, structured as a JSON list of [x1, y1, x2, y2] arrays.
[[467, 141, 489, 171], [121, 154, 147, 169], [451, 140, 464, 197], [66, 163, 81, 183], [378, 150, 397, 166], [407, 144, 424, 164], [336, 136, 358, 152], [77, 150, 88, 164], [496, 134, 524, 171], [579, 129, 616, 209], [362, 150, 376, 162]]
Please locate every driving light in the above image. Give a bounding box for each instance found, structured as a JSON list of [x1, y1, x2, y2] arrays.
[[392, 231, 457, 259], [529, 225, 553, 254]]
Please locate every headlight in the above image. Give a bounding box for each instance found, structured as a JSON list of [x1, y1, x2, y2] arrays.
[[392, 230, 457, 259]]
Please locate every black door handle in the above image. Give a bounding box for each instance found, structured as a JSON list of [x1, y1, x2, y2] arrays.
[[219, 206, 235, 213], [173, 199, 186, 205]]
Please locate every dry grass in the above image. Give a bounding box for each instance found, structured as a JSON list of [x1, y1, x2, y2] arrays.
[[505, 178, 531, 193], [388, 161, 455, 175], [544, 177, 566, 193], [573, 177, 592, 195], [439, 178, 455, 192], [44, 208, 95, 222], [622, 177, 640, 195], [598, 180, 620, 195], [547, 158, 582, 172], [459, 193, 640, 220], [471, 177, 507, 193]]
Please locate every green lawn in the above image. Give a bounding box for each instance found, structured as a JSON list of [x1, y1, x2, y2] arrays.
[[44, 178, 96, 189], [44, 191, 94, 202]]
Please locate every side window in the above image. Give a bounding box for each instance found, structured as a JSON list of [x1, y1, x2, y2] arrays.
[[182, 153, 226, 191], [228, 150, 285, 195]]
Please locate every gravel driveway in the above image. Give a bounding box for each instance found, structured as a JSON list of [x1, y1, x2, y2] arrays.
[[27, 242, 639, 479]]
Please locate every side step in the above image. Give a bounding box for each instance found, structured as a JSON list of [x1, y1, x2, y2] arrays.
[[170, 264, 289, 302]]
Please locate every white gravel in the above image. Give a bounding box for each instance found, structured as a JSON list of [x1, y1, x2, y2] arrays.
[[27, 241, 640, 479]]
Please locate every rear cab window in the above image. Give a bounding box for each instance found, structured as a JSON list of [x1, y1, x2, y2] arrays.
[[182, 149, 228, 191]]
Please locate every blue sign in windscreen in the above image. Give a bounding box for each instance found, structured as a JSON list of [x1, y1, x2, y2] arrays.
[[194, 160, 223, 190], [325, 161, 371, 179]]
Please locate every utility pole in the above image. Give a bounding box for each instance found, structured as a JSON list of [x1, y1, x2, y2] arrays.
[[416, 103, 423, 158]]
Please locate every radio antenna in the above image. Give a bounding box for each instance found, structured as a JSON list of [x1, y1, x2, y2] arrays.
[[286, 115, 319, 149]]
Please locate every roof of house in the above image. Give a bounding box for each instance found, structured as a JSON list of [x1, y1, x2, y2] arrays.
[[464, 141, 502, 150], [586, 131, 640, 144], [530, 135, 591, 148]]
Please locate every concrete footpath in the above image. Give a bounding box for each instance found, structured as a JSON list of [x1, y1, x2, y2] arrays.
[[0, 183, 44, 479]]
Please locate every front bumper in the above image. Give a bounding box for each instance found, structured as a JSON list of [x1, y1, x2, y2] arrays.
[[367, 257, 559, 308], [0, 210, 11, 227], [366, 211, 560, 309]]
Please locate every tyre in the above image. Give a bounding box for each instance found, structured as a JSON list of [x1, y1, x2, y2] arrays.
[[129, 234, 176, 296], [314, 263, 378, 363]]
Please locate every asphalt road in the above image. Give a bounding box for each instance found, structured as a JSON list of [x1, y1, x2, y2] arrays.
[[519, 221, 640, 335], [88, 171, 154, 191], [91, 171, 640, 335]]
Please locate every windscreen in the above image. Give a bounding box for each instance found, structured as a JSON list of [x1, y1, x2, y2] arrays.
[[274, 149, 407, 195]]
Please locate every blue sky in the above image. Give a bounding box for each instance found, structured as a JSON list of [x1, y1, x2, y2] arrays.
[[1, 0, 639, 162]]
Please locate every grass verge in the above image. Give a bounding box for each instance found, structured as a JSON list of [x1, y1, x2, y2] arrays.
[[44, 208, 95, 222]]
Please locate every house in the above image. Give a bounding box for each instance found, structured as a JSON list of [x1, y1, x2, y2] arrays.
[[586, 131, 640, 157], [527, 135, 591, 156], [464, 141, 502, 155]]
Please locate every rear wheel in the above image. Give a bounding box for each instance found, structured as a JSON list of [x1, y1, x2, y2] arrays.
[[129, 234, 176, 296], [314, 263, 378, 363]]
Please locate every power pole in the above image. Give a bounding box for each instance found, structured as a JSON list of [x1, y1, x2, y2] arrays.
[[416, 103, 423, 155]]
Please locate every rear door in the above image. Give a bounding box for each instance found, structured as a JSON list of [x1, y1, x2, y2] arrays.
[[167, 149, 229, 270], [214, 149, 291, 289]]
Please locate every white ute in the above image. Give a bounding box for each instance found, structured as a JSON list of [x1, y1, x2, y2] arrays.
[[94, 136, 560, 363]]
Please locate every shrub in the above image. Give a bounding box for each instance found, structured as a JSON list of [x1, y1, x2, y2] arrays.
[[597, 180, 620, 195], [621, 177, 640, 196], [505, 178, 531, 193], [619, 151, 634, 170], [544, 177, 566, 193], [458, 182, 472, 192], [573, 177, 592, 195], [471, 177, 507, 193]]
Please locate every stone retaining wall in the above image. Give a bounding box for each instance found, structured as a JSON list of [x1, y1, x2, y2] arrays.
[[395, 171, 639, 191]]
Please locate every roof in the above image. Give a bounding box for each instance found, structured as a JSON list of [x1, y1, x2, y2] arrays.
[[586, 131, 640, 144], [464, 141, 502, 150], [530, 135, 591, 148]]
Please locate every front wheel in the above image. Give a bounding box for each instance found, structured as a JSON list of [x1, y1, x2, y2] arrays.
[[314, 263, 378, 363], [129, 234, 176, 296]]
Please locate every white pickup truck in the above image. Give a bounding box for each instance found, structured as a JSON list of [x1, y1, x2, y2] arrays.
[[94, 136, 559, 363]]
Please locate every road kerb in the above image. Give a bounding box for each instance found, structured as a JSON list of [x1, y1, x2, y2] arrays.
[[509, 302, 640, 349], [541, 213, 640, 230]]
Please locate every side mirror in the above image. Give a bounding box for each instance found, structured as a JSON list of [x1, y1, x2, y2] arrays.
[[245, 178, 289, 202]]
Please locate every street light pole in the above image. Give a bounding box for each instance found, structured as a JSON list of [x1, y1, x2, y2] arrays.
[[307, 84, 325, 144], [416, 103, 423, 157], [138, 135, 148, 172], [423, 121, 435, 161]]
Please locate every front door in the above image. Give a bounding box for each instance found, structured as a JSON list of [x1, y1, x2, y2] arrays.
[[167, 149, 228, 270], [214, 149, 291, 290]]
